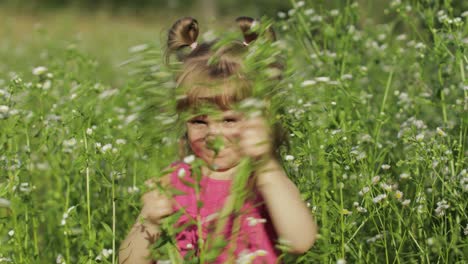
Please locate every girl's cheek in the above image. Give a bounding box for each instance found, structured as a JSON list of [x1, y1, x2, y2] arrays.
[[224, 126, 241, 138]]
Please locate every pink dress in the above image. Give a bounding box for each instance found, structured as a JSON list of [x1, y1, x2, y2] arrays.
[[170, 162, 280, 263]]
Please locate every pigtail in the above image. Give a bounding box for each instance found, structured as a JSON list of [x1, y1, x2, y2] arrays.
[[167, 17, 200, 62], [235, 16, 276, 45]]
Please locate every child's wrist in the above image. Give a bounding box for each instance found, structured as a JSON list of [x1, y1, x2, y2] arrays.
[[255, 158, 283, 188]]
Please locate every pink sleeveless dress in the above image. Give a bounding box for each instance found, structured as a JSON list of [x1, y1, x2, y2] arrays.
[[169, 162, 280, 263]]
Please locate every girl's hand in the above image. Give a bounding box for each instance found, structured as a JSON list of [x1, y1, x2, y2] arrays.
[[140, 180, 175, 225], [239, 116, 273, 161]]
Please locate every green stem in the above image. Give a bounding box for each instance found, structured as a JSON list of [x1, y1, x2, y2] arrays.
[[112, 173, 116, 264], [65, 178, 71, 263], [339, 185, 345, 259], [83, 129, 92, 259]]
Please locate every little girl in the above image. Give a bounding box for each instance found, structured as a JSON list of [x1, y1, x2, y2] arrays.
[[119, 17, 317, 264]]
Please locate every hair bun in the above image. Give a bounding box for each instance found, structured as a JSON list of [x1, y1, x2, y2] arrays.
[[236, 16, 276, 45], [167, 17, 199, 53]]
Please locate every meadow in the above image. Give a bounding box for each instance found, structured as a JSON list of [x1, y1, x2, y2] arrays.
[[0, 1, 467, 263]]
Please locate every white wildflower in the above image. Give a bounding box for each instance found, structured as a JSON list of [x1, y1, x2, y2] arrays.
[[0, 198, 11, 208], [366, 233, 383, 243], [427, 237, 434, 246], [414, 42, 426, 50], [295, 1, 305, 8], [310, 15, 323, 22], [101, 144, 113, 153], [19, 182, 33, 193], [330, 9, 339, 16], [277, 11, 286, 18], [394, 190, 403, 200], [32, 66, 47, 76], [356, 206, 367, 213], [95, 249, 113, 261], [127, 186, 140, 194], [399, 173, 410, 180], [304, 8, 315, 16], [63, 138, 77, 148], [390, 0, 401, 8], [42, 80, 52, 90], [436, 127, 446, 137], [86, 128, 93, 135], [8, 230, 14, 237], [380, 183, 392, 192], [98, 89, 119, 99], [285, 155, 294, 161], [381, 164, 391, 170], [401, 199, 411, 206], [56, 254, 65, 264], [177, 169, 186, 178], [372, 175, 381, 184], [184, 155, 195, 164], [102, 249, 112, 258], [116, 139, 127, 145], [372, 193, 387, 203], [66, 206, 76, 214], [0, 105, 9, 113], [236, 249, 268, 264], [315, 76, 330, 82], [358, 186, 370, 196], [8, 109, 18, 116], [301, 80, 316, 87], [337, 259, 346, 264], [416, 133, 424, 141], [435, 200, 450, 217], [341, 73, 353, 80], [246, 216, 267, 226]]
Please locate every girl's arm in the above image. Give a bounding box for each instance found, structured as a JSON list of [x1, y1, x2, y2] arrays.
[[240, 117, 317, 253], [119, 174, 173, 264], [119, 218, 160, 264], [255, 158, 318, 254]]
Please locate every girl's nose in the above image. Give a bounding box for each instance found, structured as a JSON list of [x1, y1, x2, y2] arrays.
[[207, 122, 222, 137]]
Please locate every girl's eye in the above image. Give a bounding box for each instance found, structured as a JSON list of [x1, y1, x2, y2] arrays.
[[223, 118, 238, 124], [190, 119, 207, 125]]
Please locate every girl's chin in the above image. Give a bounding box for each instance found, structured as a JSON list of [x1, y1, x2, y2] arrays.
[[205, 159, 239, 172]]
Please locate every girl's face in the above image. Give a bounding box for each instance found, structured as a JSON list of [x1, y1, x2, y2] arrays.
[[186, 109, 244, 171]]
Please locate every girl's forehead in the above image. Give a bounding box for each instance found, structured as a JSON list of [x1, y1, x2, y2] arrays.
[[191, 109, 241, 118]]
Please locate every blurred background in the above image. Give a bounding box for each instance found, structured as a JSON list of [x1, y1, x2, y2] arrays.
[[1, 0, 466, 86]]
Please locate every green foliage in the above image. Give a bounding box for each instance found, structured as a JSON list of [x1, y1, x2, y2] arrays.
[[0, 0, 467, 263]]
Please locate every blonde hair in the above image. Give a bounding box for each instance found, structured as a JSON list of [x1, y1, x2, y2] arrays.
[[166, 17, 286, 157], [166, 17, 277, 112]]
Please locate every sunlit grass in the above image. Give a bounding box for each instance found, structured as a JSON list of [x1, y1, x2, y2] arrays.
[[0, 1, 467, 263]]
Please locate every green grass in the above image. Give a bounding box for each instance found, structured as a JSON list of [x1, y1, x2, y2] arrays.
[[0, 1, 467, 263]]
